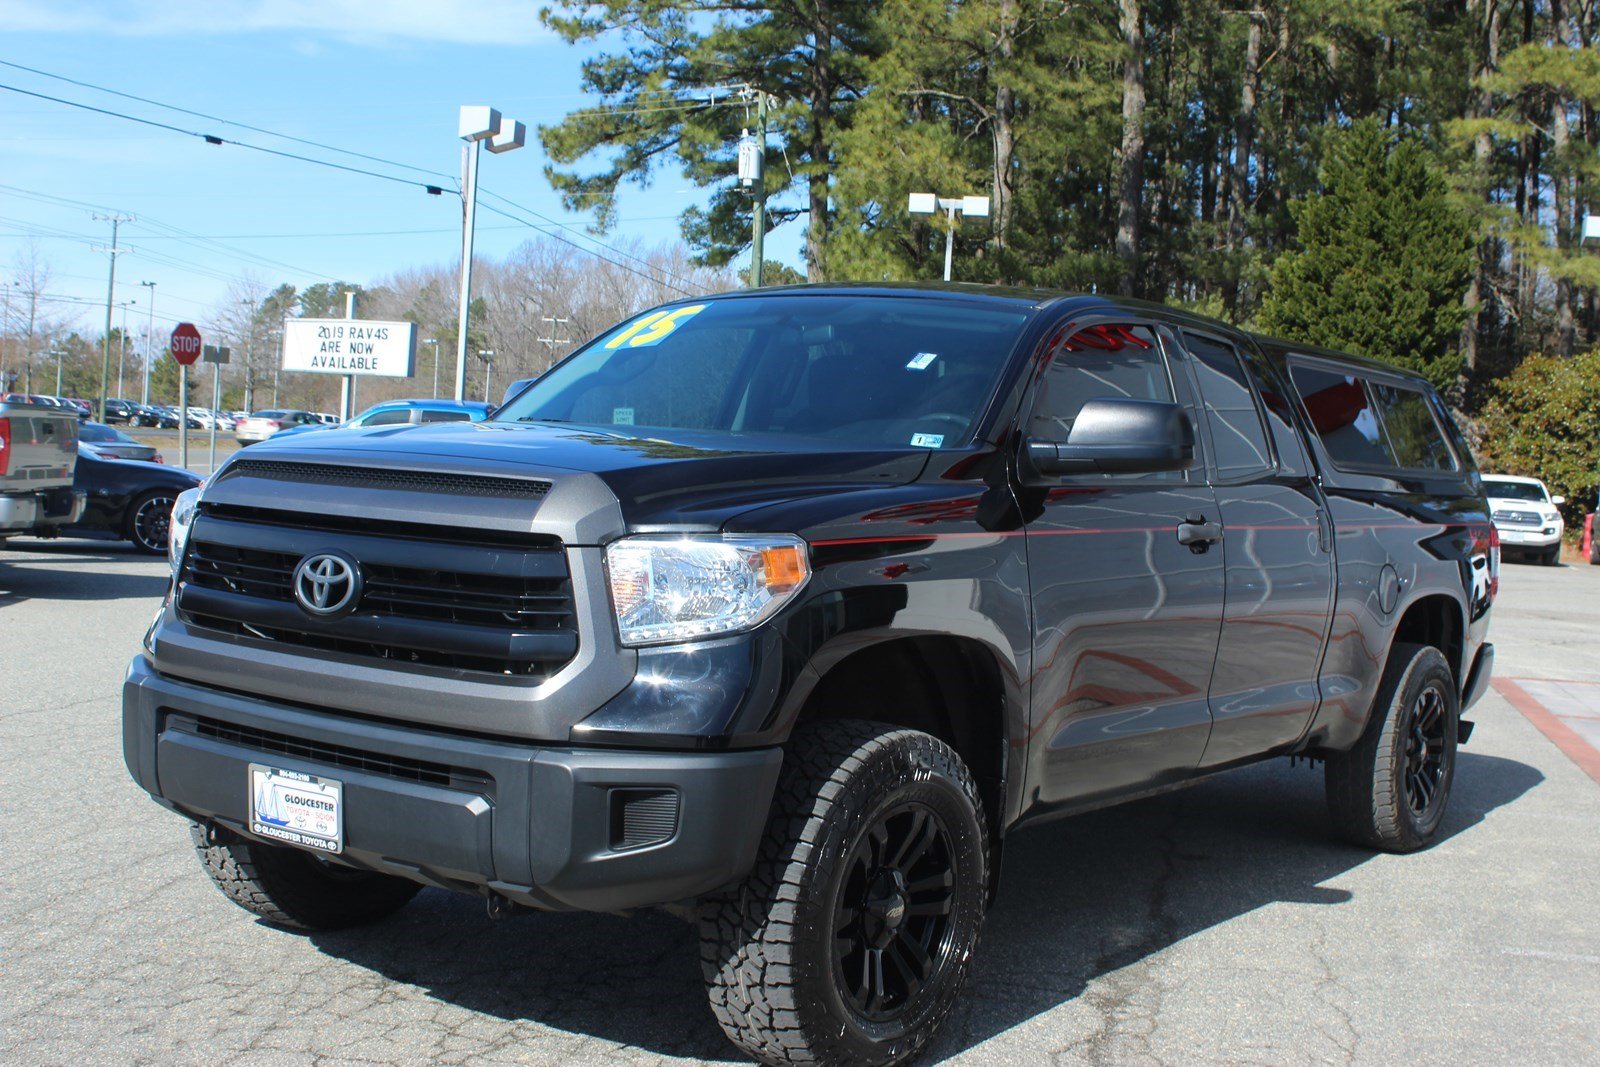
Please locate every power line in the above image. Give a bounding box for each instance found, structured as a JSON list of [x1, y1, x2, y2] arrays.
[[0, 57, 456, 182], [0, 82, 450, 196]]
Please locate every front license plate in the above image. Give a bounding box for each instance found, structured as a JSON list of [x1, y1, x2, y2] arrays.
[[249, 764, 343, 854]]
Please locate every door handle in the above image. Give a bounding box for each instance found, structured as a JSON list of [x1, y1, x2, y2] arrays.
[[1177, 516, 1223, 548]]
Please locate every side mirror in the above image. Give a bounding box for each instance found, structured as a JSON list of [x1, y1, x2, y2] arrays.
[[1551, 495, 1566, 505], [501, 377, 536, 408], [1026, 397, 1194, 478]]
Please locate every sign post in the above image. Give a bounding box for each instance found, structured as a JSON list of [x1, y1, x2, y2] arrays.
[[202, 344, 231, 474], [170, 323, 202, 471]]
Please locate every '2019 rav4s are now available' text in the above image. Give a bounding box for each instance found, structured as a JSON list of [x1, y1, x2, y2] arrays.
[[125, 286, 1496, 1066]]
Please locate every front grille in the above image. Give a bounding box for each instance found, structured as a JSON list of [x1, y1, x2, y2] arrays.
[[178, 511, 578, 677], [222, 459, 551, 499], [1493, 509, 1543, 527], [174, 713, 492, 792]]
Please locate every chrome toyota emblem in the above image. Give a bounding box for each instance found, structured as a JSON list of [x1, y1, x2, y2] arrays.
[[292, 552, 361, 616]]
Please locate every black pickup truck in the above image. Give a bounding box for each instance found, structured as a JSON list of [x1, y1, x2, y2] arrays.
[[125, 285, 1496, 1066]]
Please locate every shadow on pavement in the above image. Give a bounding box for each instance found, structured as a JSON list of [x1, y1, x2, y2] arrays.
[[307, 751, 1542, 1063], [0, 541, 170, 606]]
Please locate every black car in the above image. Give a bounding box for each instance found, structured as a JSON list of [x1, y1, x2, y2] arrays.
[[126, 286, 1494, 1065], [126, 403, 178, 429], [64, 445, 201, 553]]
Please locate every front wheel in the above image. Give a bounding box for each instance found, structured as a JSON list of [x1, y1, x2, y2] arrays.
[[1326, 644, 1459, 852], [699, 721, 988, 1066], [191, 824, 420, 930], [1544, 546, 1562, 566], [124, 489, 177, 554]]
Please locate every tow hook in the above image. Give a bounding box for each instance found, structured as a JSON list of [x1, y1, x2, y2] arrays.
[[485, 892, 520, 921], [203, 821, 237, 847], [1457, 720, 1475, 745]]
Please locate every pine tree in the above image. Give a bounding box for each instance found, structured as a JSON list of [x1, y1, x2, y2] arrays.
[[1259, 119, 1475, 389]]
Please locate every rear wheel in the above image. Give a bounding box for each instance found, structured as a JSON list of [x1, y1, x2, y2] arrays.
[[699, 721, 988, 1066], [1326, 644, 1458, 852], [191, 824, 420, 930], [1589, 535, 1600, 565], [124, 489, 177, 555]]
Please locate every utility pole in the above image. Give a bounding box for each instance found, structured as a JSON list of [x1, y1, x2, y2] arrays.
[[1, 282, 11, 389], [138, 280, 156, 405], [92, 212, 133, 421], [537, 316, 571, 370], [738, 90, 771, 288]]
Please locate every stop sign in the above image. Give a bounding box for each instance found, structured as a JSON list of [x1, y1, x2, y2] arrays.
[[170, 323, 202, 366]]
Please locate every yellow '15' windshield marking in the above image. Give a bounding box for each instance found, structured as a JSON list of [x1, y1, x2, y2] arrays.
[[604, 304, 708, 349]]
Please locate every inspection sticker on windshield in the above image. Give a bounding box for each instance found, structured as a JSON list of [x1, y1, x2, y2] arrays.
[[249, 764, 343, 854], [906, 352, 939, 370], [603, 304, 708, 349], [910, 433, 944, 448]]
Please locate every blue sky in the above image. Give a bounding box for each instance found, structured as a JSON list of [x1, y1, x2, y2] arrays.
[[0, 0, 801, 342]]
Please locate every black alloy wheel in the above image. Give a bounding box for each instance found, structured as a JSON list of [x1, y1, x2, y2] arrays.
[[126, 490, 177, 555], [833, 802, 959, 1021], [1402, 681, 1451, 818]]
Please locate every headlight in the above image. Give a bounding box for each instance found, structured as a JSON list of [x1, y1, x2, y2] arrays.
[[168, 486, 202, 576], [605, 534, 810, 647]]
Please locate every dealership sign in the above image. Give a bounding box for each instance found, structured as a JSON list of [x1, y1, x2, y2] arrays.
[[281, 319, 417, 377]]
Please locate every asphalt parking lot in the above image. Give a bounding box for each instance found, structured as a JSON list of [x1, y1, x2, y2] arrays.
[[2, 543, 1597, 1065]]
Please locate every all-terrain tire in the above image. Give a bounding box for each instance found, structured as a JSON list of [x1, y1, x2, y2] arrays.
[[190, 824, 421, 930], [1325, 643, 1459, 853], [1544, 546, 1561, 566], [699, 720, 989, 1067]]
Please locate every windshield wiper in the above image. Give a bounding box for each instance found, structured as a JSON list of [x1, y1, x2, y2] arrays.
[[514, 416, 571, 424]]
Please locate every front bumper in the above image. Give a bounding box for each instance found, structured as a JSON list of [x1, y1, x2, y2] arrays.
[[1494, 525, 1561, 550], [122, 655, 783, 911]]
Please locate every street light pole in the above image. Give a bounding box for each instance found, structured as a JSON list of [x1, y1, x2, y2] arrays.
[[138, 280, 155, 406], [907, 193, 991, 282], [477, 349, 495, 402], [454, 106, 525, 402], [116, 298, 135, 399], [422, 338, 440, 397]]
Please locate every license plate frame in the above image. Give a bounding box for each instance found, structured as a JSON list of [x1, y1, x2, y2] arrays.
[[248, 763, 344, 855]]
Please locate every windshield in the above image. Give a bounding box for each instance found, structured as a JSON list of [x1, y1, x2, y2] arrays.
[[1483, 479, 1547, 502], [492, 294, 1032, 448]]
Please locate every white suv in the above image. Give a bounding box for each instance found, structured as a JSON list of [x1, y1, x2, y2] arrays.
[[1484, 474, 1565, 565]]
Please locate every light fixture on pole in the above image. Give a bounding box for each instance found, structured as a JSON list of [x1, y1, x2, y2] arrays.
[[138, 280, 156, 405], [907, 193, 991, 282], [477, 349, 495, 402], [1583, 214, 1600, 247], [454, 106, 525, 403]]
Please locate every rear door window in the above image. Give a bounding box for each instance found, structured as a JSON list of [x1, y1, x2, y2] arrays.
[[1367, 383, 1457, 471], [1182, 333, 1274, 481]]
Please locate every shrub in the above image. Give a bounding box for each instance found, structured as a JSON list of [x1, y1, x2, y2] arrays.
[[1477, 349, 1600, 525]]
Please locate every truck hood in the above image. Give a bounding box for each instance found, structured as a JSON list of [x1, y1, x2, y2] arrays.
[[240, 420, 931, 527]]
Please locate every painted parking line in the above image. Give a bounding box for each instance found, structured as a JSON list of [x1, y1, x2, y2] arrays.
[[1492, 677, 1600, 785]]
